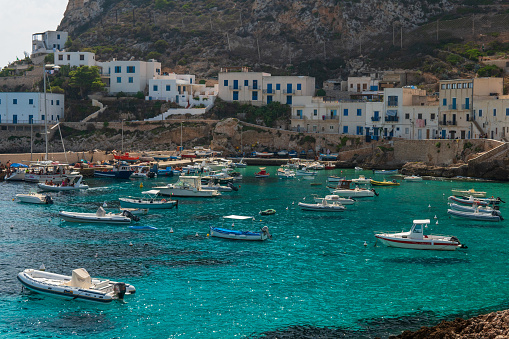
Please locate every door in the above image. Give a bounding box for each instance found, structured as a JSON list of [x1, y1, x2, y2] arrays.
[[287, 83, 293, 94], [442, 114, 446, 125], [29, 115, 33, 124], [426, 129, 430, 139], [461, 130, 465, 139], [452, 98, 457, 109], [233, 80, 239, 89], [267, 83, 272, 94], [465, 97, 470, 110], [417, 129, 422, 140], [452, 114, 456, 125], [253, 80, 258, 90], [13, 115, 17, 124], [441, 130, 446, 138]]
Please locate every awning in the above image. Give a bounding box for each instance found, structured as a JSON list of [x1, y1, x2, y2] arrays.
[[10, 163, 28, 168], [386, 110, 398, 116]]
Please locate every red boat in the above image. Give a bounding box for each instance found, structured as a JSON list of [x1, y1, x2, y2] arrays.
[[114, 152, 140, 162], [255, 168, 270, 178], [181, 153, 197, 159]]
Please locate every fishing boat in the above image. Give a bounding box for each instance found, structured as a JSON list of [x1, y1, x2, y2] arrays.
[[94, 163, 134, 179], [451, 188, 486, 198], [449, 203, 501, 216], [17, 267, 135, 303], [24, 161, 71, 183], [114, 152, 139, 162], [209, 215, 271, 241], [154, 176, 220, 197], [58, 207, 138, 224], [313, 195, 355, 205], [119, 190, 178, 209], [448, 195, 503, 207], [374, 169, 398, 174], [351, 175, 372, 185], [371, 179, 400, 186], [447, 208, 502, 221], [277, 168, 296, 179], [375, 219, 464, 251], [324, 162, 336, 170], [16, 191, 53, 204], [157, 166, 174, 177], [298, 201, 346, 212], [37, 174, 89, 192], [255, 168, 270, 178], [130, 165, 156, 178], [259, 209, 276, 215], [404, 175, 423, 182]]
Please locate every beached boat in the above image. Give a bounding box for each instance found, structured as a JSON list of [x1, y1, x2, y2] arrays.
[[451, 188, 486, 198], [16, 191, 53, 204], [154, 176, 220, 197], [375, 219, 464, 251], [94, 163, 134, 179], [447, 208, 502, 221], [119, 190, 178, 209], [209, 215, 271, 241], [255, 152, 273, 158], [298, 201, 346, 212], [371, 179, 400, 186], [351, 175, 372, 185], [259, 209, 276, 215], [320, 154, 338, 161], [404, 175, 423, 182], [37, 174, 89, 192], [114, 152, 139, 162], [449, 203, 501, 216], [17, 268, 135, 303], [447, 195, 503, 207], [374, 169, 398, 174], [58, 207, 137, 224], [255, 168, 270, 178], [153, 155, 171, 161], [157, 166, 174, 177], [313, 195, 355, 205], [277, 150, 289, 157]]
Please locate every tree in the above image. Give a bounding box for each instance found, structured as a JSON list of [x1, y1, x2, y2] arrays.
[[68, 66, 105, 99], [477, 65, 502, 77], [316, 89, 326, 96], [44, 53, 54, 64], [154, 40, 169, 53]]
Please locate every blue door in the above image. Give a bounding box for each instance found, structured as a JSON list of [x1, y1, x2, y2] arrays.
[[452, 98, 457, 109], [465, 97, 470, 109], [287, 83, 293, 94], [441, 130, 446, 138], [286, 96, 292, 105], [233, 91, 239, 101], [253, 80, 258, 90], [267, 83, 272, 93], [29, 115, 33, 124], [233, 80, 239, 90], [13, 115, 17, 124]]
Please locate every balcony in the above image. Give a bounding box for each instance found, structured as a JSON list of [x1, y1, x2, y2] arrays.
[[263, 89, 275, 94], [228, 86, 242, 90], [371, 116, 380, 121], [387, 102, 398, 107], [462, 104, 470, 110], [248, 86, 260, 90], [448, 104, 457, 110], [439, 120, 457, 126], [385, 116, 399, 122], [283, 89, 296, 94]]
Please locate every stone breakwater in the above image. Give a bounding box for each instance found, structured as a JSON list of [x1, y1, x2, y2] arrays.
[[390, 309, 509, 339]]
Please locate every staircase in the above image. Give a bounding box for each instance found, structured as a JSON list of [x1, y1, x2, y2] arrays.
[[471, 119, 485, 136]]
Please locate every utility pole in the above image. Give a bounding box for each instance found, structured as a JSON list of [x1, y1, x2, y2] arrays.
[[44, 67, 48, 160]]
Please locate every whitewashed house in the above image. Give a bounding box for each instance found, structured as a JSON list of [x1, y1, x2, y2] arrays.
[[0, 92, 64, 124]]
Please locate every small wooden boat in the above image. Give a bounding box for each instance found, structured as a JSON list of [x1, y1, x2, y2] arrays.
[[298, 201, 346, 212], [16, 192, 53, 204], [375, 219, 465, 251], [209, 215, 271, 241], [255, 168, 270, 178], [259, 209, 276, 215], [371, 179, 400, 186], [17, 267, 135, 303], [451, 188, 486, 198], [114, 152, 139, 162], [447, 208, 502, 222], [404, 175, 423, 182]]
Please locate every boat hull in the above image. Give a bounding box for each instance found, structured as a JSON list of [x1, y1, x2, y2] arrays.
[[375, 235, 459, 251], [119, 198, 177, 209], [16, 194, 51, 204], [155, 187, 220, 197], [210, 227, 268, 241], [331, 189, 374, 198], [94, 170, 133, 179], [58, 211, 131, 224], [447, 209, 501, 221], [38, 184, 89, 191], [298, 202, 345, 211]]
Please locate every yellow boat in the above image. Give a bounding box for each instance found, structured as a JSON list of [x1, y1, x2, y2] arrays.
[[371, 179, 400, 186]]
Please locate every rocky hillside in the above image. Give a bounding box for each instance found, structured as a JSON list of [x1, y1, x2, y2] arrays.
[[58, 0, 509, 82]]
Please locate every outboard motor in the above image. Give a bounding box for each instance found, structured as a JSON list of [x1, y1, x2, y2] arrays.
[[147, 171, 156, 178], [122, 210, 140, 222], [227, 182, 239, 191], [113, 282, 127, 300], [261, 226, 271, 239], [370, 189, 379, 197], [44, 195, 54, 204]]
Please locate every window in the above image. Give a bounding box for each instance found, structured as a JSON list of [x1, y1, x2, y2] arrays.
[[343, 109, 348, 116], [267, 95, 272, 103], [29, 99, 33, 105], [357, 108, 362, 116], [252, 91, 258, 100], [330, 125, 334, 130], [443, 99, 447, 106], [127, 66, 135, 73], [224, 80, 228, 87], [233, 80, 239, 89], [41, 115, 45, 121], [506, 108, 509, 116], [446, 84, 451, 89], [58, 55, 63, 60], [388, 96, 398, 106], [405, 128, 409, 134], [469, 83, 473, 88], [128, 77, 133, 83], [51, 100, 54, 105], [431, 114, 435, 120], [276, 84, 281, 90], [233, 91, 239, 101], [452, 83, 456, 89], [244, 80, 248, 86], [57, 34, 60, 39], [253, 80, 258, 90], [343, 126, 348, 134], [80, 54, 84, 60], [0, 99, 2, 104], [493, 109, 497, 116], [297, 84, 302, 90], [405, 113, 410, 120], [441, 84, 445, 90], [13, 99, 17, 104], [153, 85, 158, 91], [297, 109, 302, 117], [117, 77, 121, 83], [56, 100, 60, 106], [479, 109, 483, 117], [357, 126, 363, 135], [166, 85, 171, 91], [418, 113, 423, 119], [312, 125, 317, 132], [67, 55, 70, 60], [313, 109, 317, 116], [286, 96, 292, 105], [115, 66, 121, 73]]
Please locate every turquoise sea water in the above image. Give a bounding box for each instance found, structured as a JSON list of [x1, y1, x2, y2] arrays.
[[1, 167, 509, 338]]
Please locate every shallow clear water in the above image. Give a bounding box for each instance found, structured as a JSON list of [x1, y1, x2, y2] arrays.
[[1, 168, 508, 338]]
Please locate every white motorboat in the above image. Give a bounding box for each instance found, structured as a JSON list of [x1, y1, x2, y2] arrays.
[[209, 215, 271, 241], [17, 267, 135, 303], [119, 190, 177, 209], [448, 195, 503, 206], [16, 191, 53, 204], [307, 162, 325, 170], [59, 207, 136, 224], [120, 207, 149, 215], [375, 219, 464, 251], [351, 175, 372, 185], [447, 208, 502, 222], [24, 161, 71, 183], [451, 188, 486, 198], [37, 174, 89, 192], [201, 182, 235, 192], [277, 168, 296, 179], [296, 169, 317, 176], [298, 201, 346, 212], [449, 203, 501, 216], [154, 176, 220, 197], [130, 165, 156, 178], [313, 195, 355, 205], [233, 159, 247, 168], [5, 163, 28, 181], [327, 175, 344, 183], [354, 167, 363, 171], [403, 175, 423, 182], [331, 187, 376, 198]]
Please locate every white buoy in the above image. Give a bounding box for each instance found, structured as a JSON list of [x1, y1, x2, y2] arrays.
[[363, 241, 367, 247], [39, 264, 46, 271], [292, 201, 295, 205], [170, 228, 174, 233], [94, 253, 98, 258], [303, 197, 306, 200], [129, 242, 133, 246], [428, 204, 431, 208], [436, 220, 439, 225], [286, 207, 289, 210], [434, 215, 437, 219], [195, 232, 199, 237]]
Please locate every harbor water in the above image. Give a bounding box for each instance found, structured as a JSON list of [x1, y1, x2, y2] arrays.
[[1, 167, 509, 338]]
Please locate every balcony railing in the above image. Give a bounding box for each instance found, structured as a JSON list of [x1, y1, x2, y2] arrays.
[[439, 120, 457, 126], [283, 89, 296, 94], [448, 104, 457, 110], [387, 102, 398, 107], [228, 86, 242, 90], [371, 117, 380, 121], [385, 116, 399, 122], [248, 86, 260, 90], [462, 104, 470, 109], [263, 89, 275, 94]]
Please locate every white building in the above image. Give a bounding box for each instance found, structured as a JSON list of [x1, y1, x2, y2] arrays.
[[0, 93, 64, 124], [32, 31, 68, 57], [97, 59, 161, 94], [147, 74, 217, 108], [54, 51, 96, 68], [347, 76, 380, 92], [218, 67, 315, 106]]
